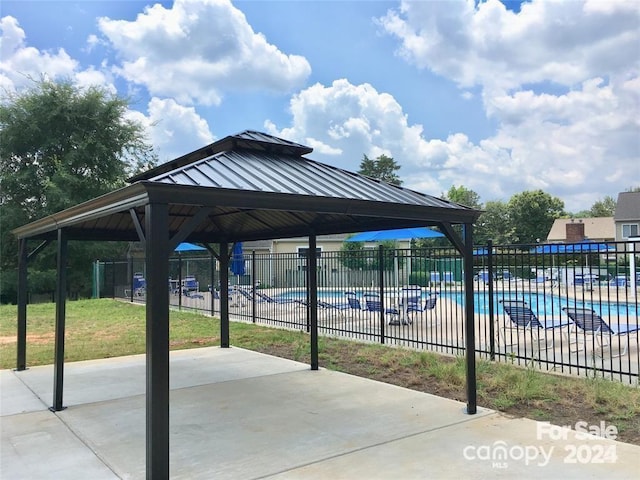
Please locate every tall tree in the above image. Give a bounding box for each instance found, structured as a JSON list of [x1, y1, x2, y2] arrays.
[[507, 190, 565, 244], [474, 200, 515, 245], [444, 185, 482, 209], [0, 79, 157, 301], [589, 195, 616, 217], [358, 154, 402, 186]]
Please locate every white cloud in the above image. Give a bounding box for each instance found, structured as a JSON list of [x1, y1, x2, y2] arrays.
[[370, 0, 640, 211], [0, 15, 117, 94], [129, 97, 216, 162], [265, 79, 434, 174], [97, 0, 311, 106], [0, 14, 214, 165], [0, 16, 78, 91], [379, 0, 639, 91]]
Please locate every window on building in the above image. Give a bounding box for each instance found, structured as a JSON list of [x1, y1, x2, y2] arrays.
[[297, 247, 322, 258], [622, 224, 639, 238]]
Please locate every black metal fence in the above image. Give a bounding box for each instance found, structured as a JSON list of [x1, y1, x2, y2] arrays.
[[98, 240, 640, 384]]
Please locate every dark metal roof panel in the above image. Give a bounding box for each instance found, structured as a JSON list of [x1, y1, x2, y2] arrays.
[[149, 150, 463, 211], [128, 130, 312, 182]]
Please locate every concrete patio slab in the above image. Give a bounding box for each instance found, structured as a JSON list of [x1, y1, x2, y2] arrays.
[[1, 347, 638, 479]]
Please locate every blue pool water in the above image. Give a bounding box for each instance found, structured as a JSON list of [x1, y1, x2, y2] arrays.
[[275, 289, 639, 318]]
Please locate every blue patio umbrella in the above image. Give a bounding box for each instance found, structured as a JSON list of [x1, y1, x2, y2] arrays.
[[174, 242, 206, 252], [531, 241, 614, 254], [531, 244, 569, 254], [564, 241, 614, 253], [346, 227, 443, 242], [230, 242, 245, 276]]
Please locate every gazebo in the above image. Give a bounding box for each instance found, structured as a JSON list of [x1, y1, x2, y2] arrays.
[[12, 130, 482, 478]]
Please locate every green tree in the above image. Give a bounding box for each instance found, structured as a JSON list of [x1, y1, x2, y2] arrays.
[[507, 190, 565, 244], [475, 200, 515, 245], [358, 154, 402, 186], [444, 185, 482, 209], [0, 79, 157, 302], [589, 196, 616, 217], [339, 239, 400, 271]]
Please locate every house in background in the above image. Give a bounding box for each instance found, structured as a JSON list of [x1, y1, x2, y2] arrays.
[[614, 191, 640, 241], [546, 217, 615, 243], [244, 234, 412, 256]]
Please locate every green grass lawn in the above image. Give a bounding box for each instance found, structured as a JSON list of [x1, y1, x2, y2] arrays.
[[1, 298, 639, 445]]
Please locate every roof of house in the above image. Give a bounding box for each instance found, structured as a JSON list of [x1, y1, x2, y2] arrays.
[[546, 217, 615, 242], [614, 191, 640, 222]]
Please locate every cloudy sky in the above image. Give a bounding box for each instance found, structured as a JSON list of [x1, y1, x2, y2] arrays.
[[1, 0, 639, 212]]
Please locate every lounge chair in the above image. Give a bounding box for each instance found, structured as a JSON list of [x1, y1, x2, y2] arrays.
[[609, 275, 627, 288], [125, 273, 146, 297], [254, 290, 304, 306], [475, 271, 491, 284], [316, 292, 361, 319], [562, 307, 640, 357], [499, 300, 570, 353], [182, 276, 204, 299], [230, 286, 302, 308], [395, 286, 421, 324], [405, 292, 439, 323], [363, 292, 401, 324], [228, 285, 253, 307]]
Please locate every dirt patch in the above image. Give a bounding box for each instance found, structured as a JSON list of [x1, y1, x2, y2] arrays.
[[0, 333, 55, 345]]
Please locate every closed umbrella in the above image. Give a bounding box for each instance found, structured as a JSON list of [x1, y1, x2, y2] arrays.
[[230, 242, 245, 283]]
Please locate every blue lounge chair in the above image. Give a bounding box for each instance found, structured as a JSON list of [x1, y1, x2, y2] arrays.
[[316, 292, 362, 319], [125, 273, 146, 297], [609, 275, 627, 287], [499, 300, 570, 353], [562, 307, 640, 357], [396, 286, 422, 324], [132, 274, 146, 296], [254, 290, 305, 306], [363, 292, 401, 325], [475, 271, 491, 284], [405, 292, 439, 324], [230, 286, 302, 308], [182, 276, 204, 299]]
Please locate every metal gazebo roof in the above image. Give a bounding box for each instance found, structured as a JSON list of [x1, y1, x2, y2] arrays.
[[12, 130, 481, 478], [12, 130, 479, 243]]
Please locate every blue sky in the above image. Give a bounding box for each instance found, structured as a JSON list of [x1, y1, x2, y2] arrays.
[[1, 0, 639, 212]]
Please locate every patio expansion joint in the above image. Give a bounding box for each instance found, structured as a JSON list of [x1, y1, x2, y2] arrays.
[[169, 367, 311, 393], [6, 369, 50, 414], [252, 410, 500, 480], [49, 405, 123, 478]]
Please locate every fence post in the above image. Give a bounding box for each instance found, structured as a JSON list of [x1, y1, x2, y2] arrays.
[[378, 245, 385, 345], [111, 260, 116, 299], [129, 256, 134, 303], [209, 253, 215, 317], [252, 250, 257, 324], [178, 256, 183, 310], [487, 240, 495, 360]]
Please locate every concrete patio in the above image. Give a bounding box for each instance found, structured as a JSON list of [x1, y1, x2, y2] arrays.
[[1, 346, 638, 479]]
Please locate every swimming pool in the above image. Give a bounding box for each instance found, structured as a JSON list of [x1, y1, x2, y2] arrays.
[[274, 289, 639, 318]]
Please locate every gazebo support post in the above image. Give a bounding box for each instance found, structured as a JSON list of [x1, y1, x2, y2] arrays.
[[51, 228, 67, 411], [463, 223, 477, 414], [16, 238, 28, 371], [219, 241, 230, 348], [145, 203, 170, 480], [308, 234, 318, 370]]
